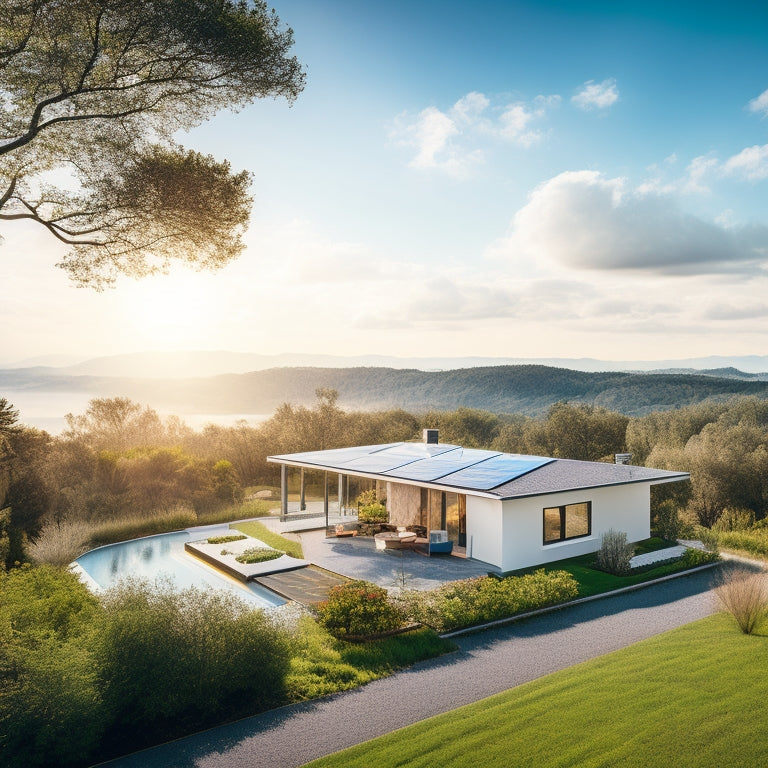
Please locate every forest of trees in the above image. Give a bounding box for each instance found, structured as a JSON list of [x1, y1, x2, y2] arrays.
[[2, 390, 768, 569]]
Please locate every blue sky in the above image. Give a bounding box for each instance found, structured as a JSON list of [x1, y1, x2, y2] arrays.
[[2, 0, 768, 364]]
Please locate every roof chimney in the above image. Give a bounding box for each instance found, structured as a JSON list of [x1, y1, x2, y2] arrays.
[[423, 429, 439, 445], [614, 453, 633, 465]]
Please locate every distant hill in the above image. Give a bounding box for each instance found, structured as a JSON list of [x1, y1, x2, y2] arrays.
[[3, 350, 768, 377], [3, 364, 768, 419]]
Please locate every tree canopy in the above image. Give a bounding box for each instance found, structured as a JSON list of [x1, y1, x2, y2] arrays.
[[0, 0, 304, 286]]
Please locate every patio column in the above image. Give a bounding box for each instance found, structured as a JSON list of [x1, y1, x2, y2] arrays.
[[280, 464, 288, 519], [338, 473, 343, 516], [300, 468, 306, 511], [324, 471, 329, 528]]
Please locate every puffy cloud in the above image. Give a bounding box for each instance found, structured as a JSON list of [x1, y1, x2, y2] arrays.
[[722, 144, 768, 180], [390, 91, 558, 174], [571, 79, 619, 111], [504, 170, 768, 274], [748, 88, 768, 117]]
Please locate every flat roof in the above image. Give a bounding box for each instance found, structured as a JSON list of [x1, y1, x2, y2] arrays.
[[267, 443, 689, 499]]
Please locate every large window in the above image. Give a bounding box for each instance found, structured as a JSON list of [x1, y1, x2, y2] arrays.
[[543, 501, 591, 544]]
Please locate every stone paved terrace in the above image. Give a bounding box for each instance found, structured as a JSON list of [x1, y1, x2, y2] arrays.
[[287, 528, 499, 591]]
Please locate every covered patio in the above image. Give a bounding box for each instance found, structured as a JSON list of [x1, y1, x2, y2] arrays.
[[287, 528, 498, 592]]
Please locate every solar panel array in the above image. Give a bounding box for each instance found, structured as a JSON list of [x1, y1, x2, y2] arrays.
[[270, 442, 554, 492]]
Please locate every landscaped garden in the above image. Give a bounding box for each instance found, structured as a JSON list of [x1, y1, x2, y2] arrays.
[[304, 611, 768, 768]]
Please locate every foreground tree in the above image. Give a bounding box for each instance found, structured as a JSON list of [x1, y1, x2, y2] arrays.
[[0, 0, 304, 286]]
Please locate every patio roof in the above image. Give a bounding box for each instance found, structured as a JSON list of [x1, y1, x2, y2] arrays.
[[267, 442, 689, 499]]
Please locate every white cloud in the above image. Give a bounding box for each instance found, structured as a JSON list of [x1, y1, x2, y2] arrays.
[[571, 79, 619, 111], [722, 144, 768, 180], [390, 91, 558, 174], [502, 170, 768, 275], [748, 88, 768, 117]]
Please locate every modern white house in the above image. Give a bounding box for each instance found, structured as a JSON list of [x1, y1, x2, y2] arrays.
[[267, 432, 689, 572]]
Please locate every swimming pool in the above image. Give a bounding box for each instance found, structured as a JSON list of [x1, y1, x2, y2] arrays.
[[73, 525, 286, 609]]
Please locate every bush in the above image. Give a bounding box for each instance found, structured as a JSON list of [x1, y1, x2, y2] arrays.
[[235, 547, 283, 564], [715, 567, 768, 634], [696, 526, 720, 554], [596, 529, 634, 575], [716, 529, 768, 558], [679, 547, 719, 568], [654, 499, 681, 541], [95, 580, 291, 751], [207, 534, 247, 544], [713, 508, 755, 533], [358, 502, 388, 523], [0, 566, 105, 768], [316, 580, 403, 639], [396, 570, 579, 633]]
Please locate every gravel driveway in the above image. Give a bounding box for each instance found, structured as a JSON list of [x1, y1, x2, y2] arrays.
[[97, 567, 721, 768]]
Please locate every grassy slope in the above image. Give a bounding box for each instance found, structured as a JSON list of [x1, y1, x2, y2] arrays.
[[231, 520, 303, 559], [307, 613, 767, 768]]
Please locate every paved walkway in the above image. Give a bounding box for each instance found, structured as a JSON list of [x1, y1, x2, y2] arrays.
[[97, 566, 723, 768]]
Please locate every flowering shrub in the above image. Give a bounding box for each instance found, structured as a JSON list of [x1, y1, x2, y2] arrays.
[[316, 580, 403, 638], [395, 570, 579, 633], [235, 547, 283, 564]]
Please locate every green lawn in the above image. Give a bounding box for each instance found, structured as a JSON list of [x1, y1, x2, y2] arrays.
[[231, 520, 303, 559], [306, 612, 768, 768], [501, 538, 719, 598]]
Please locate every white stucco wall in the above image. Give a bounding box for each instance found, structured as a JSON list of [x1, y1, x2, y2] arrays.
[[465, 495, 504, 568], [496, 482, 652, 572]]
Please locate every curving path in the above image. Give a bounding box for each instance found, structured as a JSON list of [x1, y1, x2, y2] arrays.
[[97, 567, 722, 768]]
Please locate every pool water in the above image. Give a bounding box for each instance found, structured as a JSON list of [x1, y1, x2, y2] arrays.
[[73, 525, 286, 609]]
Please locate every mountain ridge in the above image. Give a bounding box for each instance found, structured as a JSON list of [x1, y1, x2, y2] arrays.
[[3, 363, 768, 420]]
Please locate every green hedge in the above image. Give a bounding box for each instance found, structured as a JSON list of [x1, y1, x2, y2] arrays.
[[206, 534, 247, 544], [396, 570, 579, 633]]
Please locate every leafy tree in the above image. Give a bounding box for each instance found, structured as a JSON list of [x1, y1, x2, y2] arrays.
[[1, 427, 54, 567], [0, 0, 304, 286], [64, 397, 172, 451]]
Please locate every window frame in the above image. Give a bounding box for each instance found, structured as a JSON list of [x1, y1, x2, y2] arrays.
[[542, 501, 592, 545]]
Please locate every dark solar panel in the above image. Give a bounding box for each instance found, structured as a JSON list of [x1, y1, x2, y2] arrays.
[[438, 455, 555, 490], [385, 448, 502, 481]]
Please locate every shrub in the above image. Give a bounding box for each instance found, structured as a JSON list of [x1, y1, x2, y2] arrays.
[[206, 534, 247, 544], [358, 502, 388, 523], [679, 547, 719, 568], [316, 580, 403, 639], [713, 508, 755, 533], [27, 519, 93, 565], [715, 567, 768, 634], [95, 580, 291, 751], [654, 499, 681, 541], [716, 529, 768, 558], [596, 529, 634, 575], [235, 547, 283, 564], [696, 526, 720, 554], [396, 570, 579, 633], [0, 566, 105, 768]]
